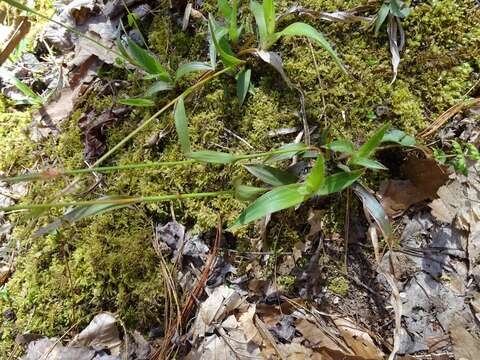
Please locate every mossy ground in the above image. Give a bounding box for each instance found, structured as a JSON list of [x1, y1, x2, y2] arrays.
[[1, 0, 479, 355]]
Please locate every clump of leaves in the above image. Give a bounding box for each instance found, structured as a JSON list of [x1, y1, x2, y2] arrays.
[[433, 141, 479, 175]]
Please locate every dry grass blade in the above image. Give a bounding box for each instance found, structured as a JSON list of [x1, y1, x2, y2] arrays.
[[418, 97, 480, 138], [0, 16, 30, 66]]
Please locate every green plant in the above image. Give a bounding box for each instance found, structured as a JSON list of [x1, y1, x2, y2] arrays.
[[433, 140, 479, 175], [1, 124, 416, 233]]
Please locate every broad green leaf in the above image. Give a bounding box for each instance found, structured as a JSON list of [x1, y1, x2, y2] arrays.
[[118, 98, 155, 107], [325, 140, 354, 154], [234, 183, 267, 201], [145, 81, 174, 97], [354, 123, 390, 159], [208, 15, 243, 67], [176, 62, 213, 81], [375, 4, 390, 36], [189, 151, 240, 164], [126, 37, 170, 80], [263, 0, 276, 35], [265, 143, 308, 163], [381, 129, 416, 146], [350, 157, 387, 170], [305, 153, 325, 194], [276, 22, 345, 73], [174, 96, 191, 154], [116, 38, 139, 66], [316, 170, 363, 196], [352, 183, 392, 239], [236, 68, 251, 105], [244, 164, 297, 186], [390, 0, 411, 18], [250, 1, 268, 47], [230, 184, 305, 230]]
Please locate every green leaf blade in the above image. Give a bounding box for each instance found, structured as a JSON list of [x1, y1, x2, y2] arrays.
[[189, 151, 240, 164], [305, 153, 325, 194], [325, 140, 355, 154], [354, 123, 390, 159], [244, 164, 297, 186], [250, 0, 268, 48], [126, 37, 170, 80], [118, 98, 155, 107], [174, 96, 191, 154], [236, 68, 251, 105], [176, 62, 213, 81], [230, 184, 305, 230], [316, 170, 363, 196]]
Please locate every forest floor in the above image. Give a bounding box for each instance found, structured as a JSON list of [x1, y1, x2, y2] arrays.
[[0, 0, 480, 359]]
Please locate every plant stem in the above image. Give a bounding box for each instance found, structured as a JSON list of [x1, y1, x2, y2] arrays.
[[93, 66, 235, 167], [2, 190, 234, 212]]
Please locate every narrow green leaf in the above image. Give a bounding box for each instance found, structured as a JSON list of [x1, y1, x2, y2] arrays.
[[265, 143, 307, 163], [176, 62, 213, 81], [33, 197, 130, 237], [381, 129, 416, 146], [263, 0, 276, 35], [118, 98, 155, 107], [236, 68, 251, 105], [234, 183, 267, 201], [116, 38, 139, 66], [354, 123, 390, 159], [305, 153, 325, 194], [0, 69, 43, 104], [218, 0, 232, 18], [316, 170, 363, 196], [145, 81, 174, 97], [208, 15, 243, 67], [126, 37, 170, 80], [352, 183, 392, 239], [189, 151, 240, 164], [229, 0, 239, 45], [325, 140, 354, 154], [375, 4, 390, 36], [244, 164, 297, 186], [174, 96, 191, 154], [350, 157, 387, 170], [277, 22, 345, 73], [250, 0, 268, 47], [230, 183, 305, 230]]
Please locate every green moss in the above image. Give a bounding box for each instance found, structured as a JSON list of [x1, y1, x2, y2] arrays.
[[328, 275, 350, 296]]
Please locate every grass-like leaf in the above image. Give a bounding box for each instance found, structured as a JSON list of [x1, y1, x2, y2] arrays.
[[265, 143, 307, 163], [126, 37, 170, 81], [176, 62, 213, 81], [0, 69, 43, 105], [118, 98, 155, 107], [381, 129, 416, 146], [174, 96, 191, 154], [218, 0, 232, 18], [263, 0, 276, 35], [374, 3, 390, 36], [250, 1, 268, 47], [230, 183, 305, 230], [208, 15, 243, 67], [353, 123, 390, 160], [236, 68, 251, 105], [350, 157, 387, 170], [325, 140, 354, 154], [316, 170, 363, 196], [145, 81, 174, 97], [276, 22, 345, 73], [352, 183, 392, 239], [189, 150, 240, 164], [244, 164, 297, 186], [305, 153, 325, 194]]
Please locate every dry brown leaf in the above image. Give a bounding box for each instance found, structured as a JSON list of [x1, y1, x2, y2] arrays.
[[295, 319, 344, 352], [379, 180, 426, 217], [450, 322, 480, 360], [239, 305, 263, 345], [333, 317, 384, 360]]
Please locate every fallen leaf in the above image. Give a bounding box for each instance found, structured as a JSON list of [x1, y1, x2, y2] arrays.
[[450, 321, 480, 360]]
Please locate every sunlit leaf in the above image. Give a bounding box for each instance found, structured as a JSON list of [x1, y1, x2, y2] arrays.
[[236, 68, 251, 105], [189, 150, 240, 164], [118, 98, 155, 107], [250, 0, 268, 47], [316, 170, 363, 196], [263, 0, 276, 35], [276, 22, 345, 73], [305, 153, 325, 194], [234, 183, 267, 201], [244, 164, 297, 186], [208, 15, 243, 67], [350, 157, 387, 170], [353, 123, 390, 160], [176, 62, 213, 81], [174, 96, 191, 154], [381, 129, 416, 146], [230, 183, 305, 230], [218, 0, 232, 18], [325, 140, 354, 154], [0, 69, 43, 105]]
